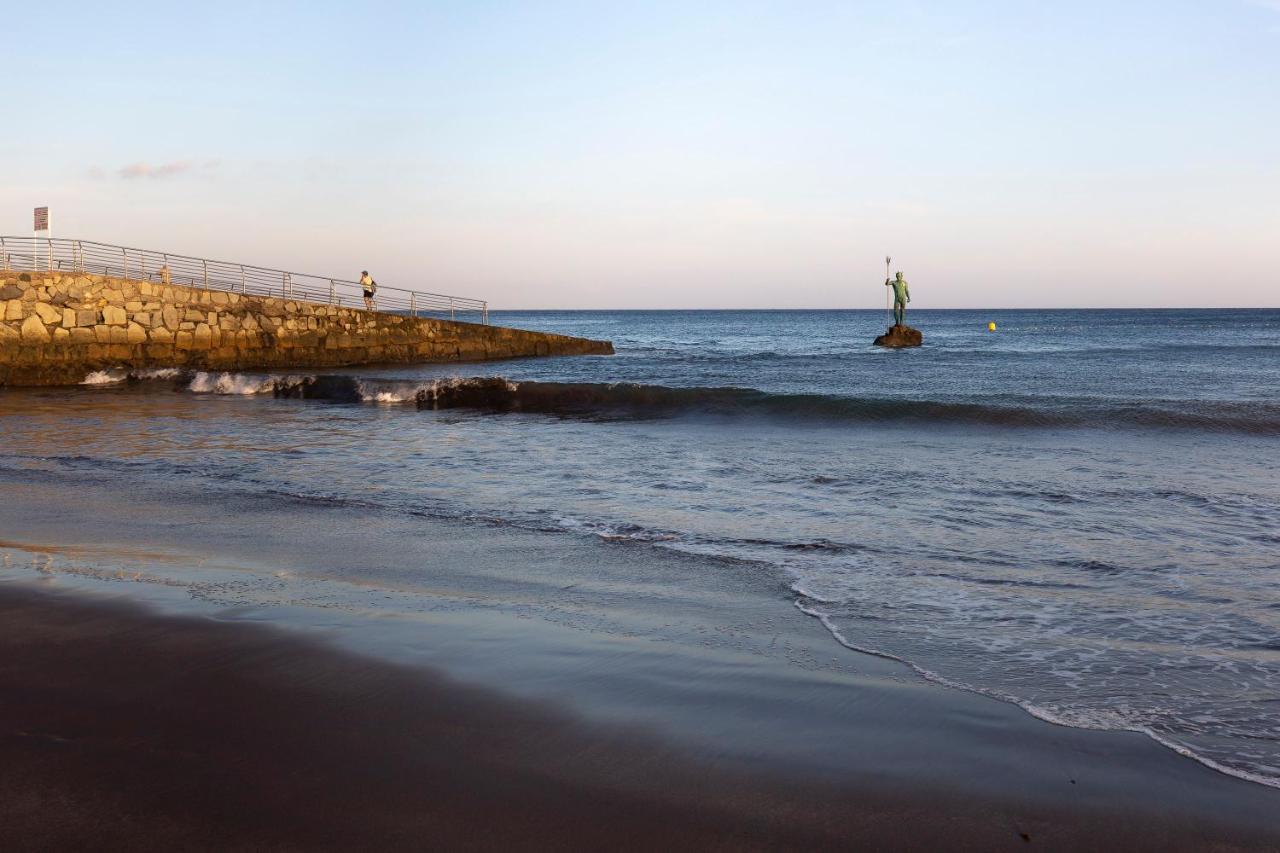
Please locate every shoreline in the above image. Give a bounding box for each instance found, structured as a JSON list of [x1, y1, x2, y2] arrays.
[[795, 600, 1280, 793], [2, 581, 1277, 852], [1, 470, 1279, 850]]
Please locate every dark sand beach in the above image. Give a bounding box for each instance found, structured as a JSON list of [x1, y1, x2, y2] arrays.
[[2, 468, 1279, 852], [3, 584, 1279, 853]]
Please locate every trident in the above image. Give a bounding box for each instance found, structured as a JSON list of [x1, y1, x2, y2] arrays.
[[885, 255, 892, 327]]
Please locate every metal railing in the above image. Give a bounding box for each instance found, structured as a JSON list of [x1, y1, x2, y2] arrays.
[[0, 236, 488, 323]]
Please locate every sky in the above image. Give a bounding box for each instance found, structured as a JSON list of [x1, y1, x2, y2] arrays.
[[3, 1, 1277, 308]]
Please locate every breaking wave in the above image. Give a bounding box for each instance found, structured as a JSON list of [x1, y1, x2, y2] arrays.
[[81, 368, 183, 385], [80, 369, 1280, 434]]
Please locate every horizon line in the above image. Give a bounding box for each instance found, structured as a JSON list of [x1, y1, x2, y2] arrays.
[[487, 306, 1280, 312]]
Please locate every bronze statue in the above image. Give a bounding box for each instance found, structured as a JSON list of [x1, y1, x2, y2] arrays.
[[885, 271, 910, 327]]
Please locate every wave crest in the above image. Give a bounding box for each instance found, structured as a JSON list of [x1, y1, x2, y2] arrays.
[[79, 370, 1280, 434]]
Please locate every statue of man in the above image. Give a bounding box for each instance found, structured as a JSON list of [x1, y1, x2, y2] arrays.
[[885, 271, 910, 326]]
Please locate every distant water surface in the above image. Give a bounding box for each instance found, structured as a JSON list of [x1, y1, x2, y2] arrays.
[[1, 308, 1278, 786]]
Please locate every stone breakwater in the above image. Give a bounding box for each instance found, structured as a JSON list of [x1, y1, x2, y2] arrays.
[[0, 271, 613, 386]]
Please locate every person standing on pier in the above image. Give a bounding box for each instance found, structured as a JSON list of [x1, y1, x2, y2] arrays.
[[360, 271, 378, 311]]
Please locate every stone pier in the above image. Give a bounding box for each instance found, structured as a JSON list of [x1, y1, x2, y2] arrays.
[[0, 271, 613, 386]]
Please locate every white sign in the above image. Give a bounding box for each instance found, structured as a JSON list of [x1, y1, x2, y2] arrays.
[[33, 206, 49, 232]]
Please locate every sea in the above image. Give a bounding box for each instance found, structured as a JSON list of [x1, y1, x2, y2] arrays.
[[2, 307, 1278, 788]]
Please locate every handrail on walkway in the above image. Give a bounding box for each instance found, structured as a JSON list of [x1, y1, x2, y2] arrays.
[[0, 236, 488, 324]]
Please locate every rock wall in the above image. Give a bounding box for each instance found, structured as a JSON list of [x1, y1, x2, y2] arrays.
[[0, 271, 613, 386]]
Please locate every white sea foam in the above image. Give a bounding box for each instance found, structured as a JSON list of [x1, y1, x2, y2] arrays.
[[355, 379, 423, 404], [132, 368, 183, 380], [356, 376, 520, 404], [81, 370, 127, 385], [188, 372, 281, 395], [82, 367, 185, 385], [792, 599, 1280, 791]]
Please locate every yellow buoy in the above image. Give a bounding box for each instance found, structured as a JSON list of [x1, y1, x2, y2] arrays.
[[988, 321, 997, 332]]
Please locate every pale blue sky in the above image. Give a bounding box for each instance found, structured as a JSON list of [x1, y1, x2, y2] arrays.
[[4, 1, 1277, 307]]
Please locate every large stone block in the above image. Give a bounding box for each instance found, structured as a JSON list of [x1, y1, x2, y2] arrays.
[[68, 327, 94, 344], [150, 327, 173, 344], [102, 305, 127, 325], [126, 322, 147, 344], [175, 330, 194, 350], [34, 302, 62, 324], [162, 305, 180, 330], [109, 326, 129, 344], [61, 308, 76, 328], [75, 309, 97, 327], [93, 325, 111, 343], [193, 323, 213, 349], [20, 315, 50, 343], [4, 300, 23, 321]]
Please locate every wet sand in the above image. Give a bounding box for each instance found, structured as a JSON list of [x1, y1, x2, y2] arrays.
[[2, 472, 1279, 851], [1, 584, 1275, 853]]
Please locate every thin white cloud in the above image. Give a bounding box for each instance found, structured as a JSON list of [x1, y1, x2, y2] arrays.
[[118, 161, 195, 180]]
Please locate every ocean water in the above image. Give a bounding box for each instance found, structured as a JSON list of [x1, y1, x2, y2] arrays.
[[2, 308, 1279, 787]]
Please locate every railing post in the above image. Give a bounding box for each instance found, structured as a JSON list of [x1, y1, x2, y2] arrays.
[[240, 265, 246, 293], [123, 247, 128, 279], [450, 298, 455, 321], [483, 302, 488, 324], [410, 293, 416, 317], [329, 279, 336, 304], [1, 237, 7, 272], [203, 259, 208, 289]]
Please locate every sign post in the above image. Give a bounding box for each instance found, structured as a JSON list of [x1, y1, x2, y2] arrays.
[[33, 206, 50, 271]]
